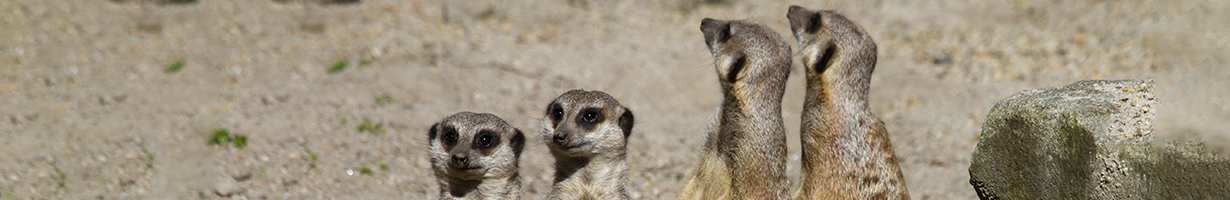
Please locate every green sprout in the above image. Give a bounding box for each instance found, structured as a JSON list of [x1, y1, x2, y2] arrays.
[[207, 128, 248, 148], [164, 60, 186, 74], [359, 166, 374, 175], [375, 93, 396, 105], [327, 60, 348, 74], [357, 121, 385, 134], [233, 135, 248, 148], [208, 129, 232, 145], [380, 163, 389, 171]]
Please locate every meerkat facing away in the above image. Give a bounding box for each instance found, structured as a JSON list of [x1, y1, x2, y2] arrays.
[[541, 89, 635, 200], [428, 112, 527, 200], [786, 6, 910, 200], [677, 18, 792, 200]]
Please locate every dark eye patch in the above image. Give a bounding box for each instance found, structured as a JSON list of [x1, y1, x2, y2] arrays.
[[547, 103, 564, 127], [442, 126, 459, 146], [473, 130, 501, 150], [727, 56, 746, 81], [701, 18, 732, 46], [576, 108, 604, 131], [805, 13, 823, 34]]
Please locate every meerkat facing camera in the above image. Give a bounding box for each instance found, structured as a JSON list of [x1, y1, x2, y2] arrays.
[[787, 5, 910, 200], [677, 18, 793, 200], [542, 89, 635, 200], [428, 112, 527, 200]]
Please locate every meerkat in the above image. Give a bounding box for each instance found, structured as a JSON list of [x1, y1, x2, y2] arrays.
[[428, 112, 527, 200], [677, 18, 792, 200], [786, 6, 910, 200], [541, 89, 635, 200]]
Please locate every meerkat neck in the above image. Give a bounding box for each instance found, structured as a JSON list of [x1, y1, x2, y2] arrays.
[[438, 174, 522, 200], [809, 59, 874, 115], [798, 55, 883, 196], [547, 153, 629, 199], [552, 153, 628, 184], [720, 88, 786, 130]]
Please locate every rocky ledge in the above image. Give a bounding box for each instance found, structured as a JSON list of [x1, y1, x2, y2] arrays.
[[970, 79, 1230, 199]]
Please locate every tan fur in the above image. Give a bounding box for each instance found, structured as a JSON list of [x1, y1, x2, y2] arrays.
[[678, 18, 792, 200], [428, 112, 527, 200], [542, 89, 635, 200], [786, 6, 910, 200]]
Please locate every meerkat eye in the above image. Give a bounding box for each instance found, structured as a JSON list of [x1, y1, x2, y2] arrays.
[[474, 131, 498, 148], [580, 109, 603, 123], [549, 104, 565, 126], [443, 129, 458, 146], [552, 107, 564, 120]]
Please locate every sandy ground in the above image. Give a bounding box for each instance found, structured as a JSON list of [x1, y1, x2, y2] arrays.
[[1, 0, 1228, 199]]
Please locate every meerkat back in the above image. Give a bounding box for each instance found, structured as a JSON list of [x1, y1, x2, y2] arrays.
[[678, 18, 792, 200], [428, 112, 527, 200], [542, 89, 635, 200], [787, 6, 910, 200]]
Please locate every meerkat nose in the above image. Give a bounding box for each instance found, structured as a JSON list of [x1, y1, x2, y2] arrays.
[[552, 133, 568, 145], [451, 154, 468, 165]]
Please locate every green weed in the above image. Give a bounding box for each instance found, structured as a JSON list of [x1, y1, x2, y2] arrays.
[[327, 61, 348, 74], [208, 129, 232, 145], [380, 163, 389, 171], [208, 128, 249, 148], [233, 135, 248, 148], [360, 166, 374, 175], [163, 60, 186, 74], [375, 93, 396, 105], [357, 121, 385, 134]]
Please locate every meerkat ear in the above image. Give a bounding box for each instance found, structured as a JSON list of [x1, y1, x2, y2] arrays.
[[700, 18, 731, 47], [510, 129, 526, 157], [787, 5, 822, 34], [815, 43, 838, 73], [618, 108, 634, 139], [428, 123, 439, 140]]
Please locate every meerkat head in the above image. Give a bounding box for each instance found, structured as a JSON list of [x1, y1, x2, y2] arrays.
[[787, 5, 876, 77], [428, 112, 526, 181], [700, 18, 792, 98], [541, 89, 634, 158]]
